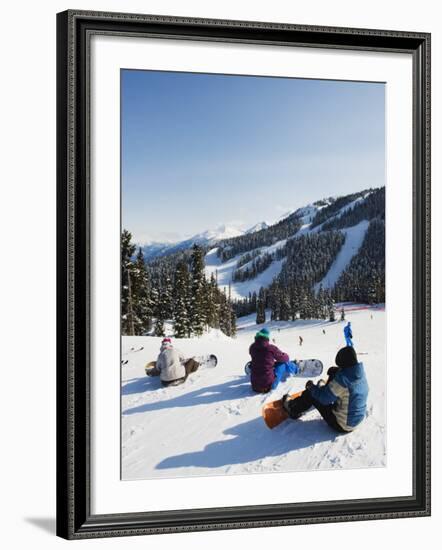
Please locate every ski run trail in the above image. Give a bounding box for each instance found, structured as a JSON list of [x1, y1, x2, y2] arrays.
[[203, 194, 371, 301], [122, 306, 386, 481]]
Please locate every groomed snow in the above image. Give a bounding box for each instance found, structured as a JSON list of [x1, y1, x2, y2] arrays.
[[297, 194, 372, 237], [203, 192, 375, 300], [122, 307, 386, 480], [314, 219, 370, 292], [205, 247, 286, 301]]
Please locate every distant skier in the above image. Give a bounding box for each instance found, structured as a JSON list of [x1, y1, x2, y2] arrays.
[[248, 328, 298, 393], [282, 346, 369, 433], [322, 329, 326, 335], [299, 335, 303, 346], [152, 338, 200, 387], [344, 322, 353, 347]]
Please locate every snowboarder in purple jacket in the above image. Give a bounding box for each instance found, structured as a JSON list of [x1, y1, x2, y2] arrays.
[[249, 328, 297, 393]]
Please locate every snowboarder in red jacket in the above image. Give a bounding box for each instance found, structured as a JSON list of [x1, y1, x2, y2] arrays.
[[249, 328, 296, 393]]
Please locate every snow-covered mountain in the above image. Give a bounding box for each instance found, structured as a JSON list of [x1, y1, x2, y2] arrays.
[[140, 187, 384, 308], [191, 224, 244, 242], [140, 224, 246, 261], [139, 208, 321, 262], [245, 221, 269, 234], [204, 188, 384, 301]]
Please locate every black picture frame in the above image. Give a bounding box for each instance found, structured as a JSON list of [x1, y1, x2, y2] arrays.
[[56, 9, 431, 540]]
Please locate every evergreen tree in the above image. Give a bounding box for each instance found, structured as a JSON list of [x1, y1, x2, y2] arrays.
[[326, 289, 336, 321], [154, 314, 165, 337], [289, 284, 300, 321], [131, 247, 153, 334], [230, 308, 237, 337], [189, 245, 206, 336], [173, 260, 190, 338], [219, 290, 232, 336], [269, 283, 281, 321], [317, 285, 327, 320], [121, 230, 136, 336], [162, 272, 174, 320], [210, 273, 220, 329], [279, 291, 291, 321], [256, 287, 266, 324]]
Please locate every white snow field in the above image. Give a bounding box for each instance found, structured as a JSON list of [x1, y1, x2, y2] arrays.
[[121, 306, 386, 481]]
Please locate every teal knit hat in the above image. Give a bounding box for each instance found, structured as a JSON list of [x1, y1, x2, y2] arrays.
[[255, 327, 270, 340]]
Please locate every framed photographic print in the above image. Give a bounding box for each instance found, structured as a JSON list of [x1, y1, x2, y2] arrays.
[[56, 10, 431, 539]]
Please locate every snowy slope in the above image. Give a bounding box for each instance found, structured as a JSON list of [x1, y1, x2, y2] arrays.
[[314, 219, 370, 291], [140, 224, 245, 261], [122, 307, 386, 480], [205, 246, 286, 300], [203, 193, 375, 299], [297, 195, 368, 237], [245, 221, 269, 234], [191, 224, 244, 242]]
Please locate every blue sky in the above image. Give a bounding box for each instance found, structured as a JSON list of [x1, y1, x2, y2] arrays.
[[121, 69, 385, 244]]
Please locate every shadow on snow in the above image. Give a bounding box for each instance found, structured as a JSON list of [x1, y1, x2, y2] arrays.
[[155, 417, 343, 470], [121, 376, 163, 396], [122, 377, 251, 415]]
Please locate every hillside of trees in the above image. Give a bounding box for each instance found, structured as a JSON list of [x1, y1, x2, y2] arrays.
[[232, 252, 274, 282], [227, 187, 385, 323], [310, 189, 370, 228], [121, 230, 236, 337], [321, 187, 385, 231], [123, 186, 385, 332], [216, 212, 301, 261], [235, 249, 261, 269], [333, 218, 385, 304]]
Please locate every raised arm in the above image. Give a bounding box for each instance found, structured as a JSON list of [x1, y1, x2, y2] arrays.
[[270, 345, 289, 364]]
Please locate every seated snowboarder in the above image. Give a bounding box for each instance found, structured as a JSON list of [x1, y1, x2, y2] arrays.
[[249, 328, 298, 393], [151, 338, 200, 387], [282, 346, 368, 433], [344, 322, 353, 347]]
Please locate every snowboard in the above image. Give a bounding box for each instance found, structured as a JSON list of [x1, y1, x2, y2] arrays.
[[262, 390, 303, 429], [145, 354, 218, 376], [244, 359, 323, 378]]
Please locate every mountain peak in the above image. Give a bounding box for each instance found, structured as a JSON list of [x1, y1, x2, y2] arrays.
[[245, 221, 269, 234], [192, 224, 244, 242]]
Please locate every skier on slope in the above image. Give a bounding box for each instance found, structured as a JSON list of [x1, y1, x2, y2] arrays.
[[248, 328, 298, 393], [152, 338, 200, 387], [344, 322, 353, 347], [281, 346, 368, 433]]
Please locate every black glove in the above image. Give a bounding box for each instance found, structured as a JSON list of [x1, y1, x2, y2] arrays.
[[327, 366, 339, 379], [281, 394, 291, 413], [305, 380, 314, 390]]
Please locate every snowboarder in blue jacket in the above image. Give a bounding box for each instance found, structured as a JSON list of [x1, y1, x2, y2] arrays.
[[344, 322, 353, 347], [282, 346, 368, 433]]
